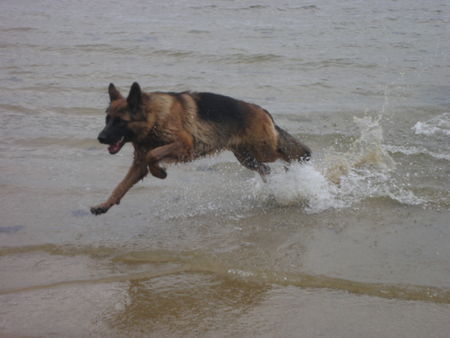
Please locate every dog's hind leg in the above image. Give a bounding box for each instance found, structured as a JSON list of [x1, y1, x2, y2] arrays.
[[232, 146, 271, 182]]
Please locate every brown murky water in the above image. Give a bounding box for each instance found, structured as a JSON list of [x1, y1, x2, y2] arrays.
[[1, 0, 449, 337]]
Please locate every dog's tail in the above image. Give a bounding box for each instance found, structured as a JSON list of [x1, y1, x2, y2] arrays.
[[276, 125, 311, 162]]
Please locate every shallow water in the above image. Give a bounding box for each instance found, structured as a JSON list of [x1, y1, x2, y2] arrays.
[[1, 0, 449, 337]]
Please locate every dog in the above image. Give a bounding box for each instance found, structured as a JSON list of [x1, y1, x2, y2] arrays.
[[90, 82, 311, 215]]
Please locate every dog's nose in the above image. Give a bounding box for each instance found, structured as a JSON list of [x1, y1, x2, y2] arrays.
[[97, 133, 108, 144]]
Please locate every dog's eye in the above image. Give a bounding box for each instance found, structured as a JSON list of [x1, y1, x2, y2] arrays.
[[112, 118, 126, 126]]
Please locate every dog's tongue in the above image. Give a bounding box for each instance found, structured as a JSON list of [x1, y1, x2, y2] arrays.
[[108, 137, 124, 154], [108, 143, 120, 154]]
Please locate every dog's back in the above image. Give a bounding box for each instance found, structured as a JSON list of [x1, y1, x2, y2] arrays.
[[179, 92, 276, 158], [189, 92, 310, 163]]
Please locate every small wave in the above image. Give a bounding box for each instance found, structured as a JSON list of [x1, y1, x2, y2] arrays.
[[151, 49, 194, 58], [385, 145, 450, 161], [412, 113, 450, 136], [300, 5, 319, 10], [14, 137, 98, 149], [0, 27, 36, 33], [236, 5, 267, 10], [215, 53, 283, 64]]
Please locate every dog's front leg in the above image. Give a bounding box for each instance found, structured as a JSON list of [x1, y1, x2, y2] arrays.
[[90, 160, 148, 215], [145, 132, 194, 178]]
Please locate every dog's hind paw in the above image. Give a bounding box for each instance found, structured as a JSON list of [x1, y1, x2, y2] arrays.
[[90, 203, 111, 215]]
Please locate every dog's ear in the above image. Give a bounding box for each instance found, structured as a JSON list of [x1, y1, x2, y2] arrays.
[[108, 83, 122, 101], [127, 82, 142, 116]]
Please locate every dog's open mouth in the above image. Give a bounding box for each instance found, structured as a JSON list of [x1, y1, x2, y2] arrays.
[[108, 137, 126, 154]]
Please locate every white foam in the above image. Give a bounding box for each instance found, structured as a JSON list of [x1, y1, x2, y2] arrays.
[[252, 163, 343, 213], [412, 113, 450, 136]]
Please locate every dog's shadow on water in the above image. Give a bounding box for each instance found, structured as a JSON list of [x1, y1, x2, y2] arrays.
[[0, 225, 25, 234]]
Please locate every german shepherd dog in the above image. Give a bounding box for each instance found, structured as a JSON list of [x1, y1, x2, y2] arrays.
[[90, 82, 311, 215]]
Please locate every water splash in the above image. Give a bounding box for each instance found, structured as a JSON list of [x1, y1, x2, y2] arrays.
[[253, 116, 425, 213], [252, 164, 341, 213]]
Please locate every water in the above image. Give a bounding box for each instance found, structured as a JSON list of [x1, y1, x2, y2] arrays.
[[1, 0, 449, 336]]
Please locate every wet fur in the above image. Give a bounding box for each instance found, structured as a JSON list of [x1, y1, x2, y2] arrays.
[[91, 82, 311, 215]]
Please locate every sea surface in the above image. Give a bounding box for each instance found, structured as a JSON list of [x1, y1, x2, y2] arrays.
[[1, 0, 449, 337]]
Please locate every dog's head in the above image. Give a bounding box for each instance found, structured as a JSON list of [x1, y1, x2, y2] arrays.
[[97, 82, 143, 154]]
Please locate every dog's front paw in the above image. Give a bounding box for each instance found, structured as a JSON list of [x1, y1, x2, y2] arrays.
[[149, 165, 167, 179], [90, 203, 111, 215]]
